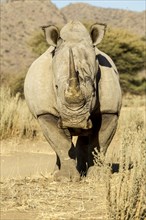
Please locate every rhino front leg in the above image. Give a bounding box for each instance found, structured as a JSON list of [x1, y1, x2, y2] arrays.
[[97, 113, 118, 154], [87, 113, 118, 176], [38, 114, 80, 181]]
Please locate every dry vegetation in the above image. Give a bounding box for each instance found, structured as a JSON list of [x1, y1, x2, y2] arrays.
[[1, 87, 145, 219], [0, 87, 40, 139], [107, 114, 146, 220]]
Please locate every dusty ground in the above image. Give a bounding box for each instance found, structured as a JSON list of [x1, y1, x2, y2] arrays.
[[0, 139, 109, 220], [1, 171, 109, 220], [0, 100, 145, 220], [1, 140, 56, 180]]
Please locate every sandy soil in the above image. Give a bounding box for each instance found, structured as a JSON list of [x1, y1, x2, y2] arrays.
[[1, 168, 109, 220], [1, 211, 37, 220], [0, 140, 56, 181]]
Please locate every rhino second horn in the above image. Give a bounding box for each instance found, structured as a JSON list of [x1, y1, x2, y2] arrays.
[[65, 48, 85, 105]]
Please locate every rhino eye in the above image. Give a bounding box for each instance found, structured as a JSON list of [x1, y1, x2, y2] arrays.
[[55, 85, 58, 89], [57, 37, 63, 47], [85, 76, 91, 82]]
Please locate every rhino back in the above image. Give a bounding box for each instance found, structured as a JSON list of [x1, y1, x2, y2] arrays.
[[96, 48, 122, 114], [24, 47, 58, 118]]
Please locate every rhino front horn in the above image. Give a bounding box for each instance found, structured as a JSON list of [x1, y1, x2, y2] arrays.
[[64, 48, 85, 105]]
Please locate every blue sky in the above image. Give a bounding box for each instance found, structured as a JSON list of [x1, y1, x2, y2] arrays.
[[52, 0, 145, 11]]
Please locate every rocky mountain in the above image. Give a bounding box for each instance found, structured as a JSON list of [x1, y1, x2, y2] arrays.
[[61, 3, 145, 37], [1, 0, 145, 77], [1, 0, 66, 76]]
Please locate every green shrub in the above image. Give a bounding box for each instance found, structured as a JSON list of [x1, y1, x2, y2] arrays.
[[10, 75, 25, 98], [98, 27, 145, 74], [1, 70, 26, 99], [29, 30, 48, 56], [120, 74, 146, 95]]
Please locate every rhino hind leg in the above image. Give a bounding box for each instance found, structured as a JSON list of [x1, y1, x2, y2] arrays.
[[38, 114, 80, 181]]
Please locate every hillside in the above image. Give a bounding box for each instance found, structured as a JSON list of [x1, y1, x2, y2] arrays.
[[1, 0, 66, 76], [61, 3, 145, 36], [1, 0, 145, 79]]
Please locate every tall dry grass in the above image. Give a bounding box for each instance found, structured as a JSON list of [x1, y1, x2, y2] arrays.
[[0, 87, 41, 139], [106, 105, 146, 220]]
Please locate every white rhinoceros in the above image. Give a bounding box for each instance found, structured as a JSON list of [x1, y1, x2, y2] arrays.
[[24, 21, 122, 181]]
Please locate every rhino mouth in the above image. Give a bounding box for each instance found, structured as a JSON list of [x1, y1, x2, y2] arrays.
[[65, 102, 85, 111], [58, 115, 92, 130]]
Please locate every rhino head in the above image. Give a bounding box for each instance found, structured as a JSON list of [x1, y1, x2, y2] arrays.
[[43, 21, 106, 130]]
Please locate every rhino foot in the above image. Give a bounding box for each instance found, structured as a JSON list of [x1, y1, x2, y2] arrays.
[[53, 170, 80, 182], [53, 159, 80, 182], [86, 166, 102, 181]]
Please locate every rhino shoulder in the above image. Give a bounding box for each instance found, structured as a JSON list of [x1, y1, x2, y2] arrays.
[[95, 48, 122, 114], [29, 46, 55, 69], [24, 46, 58, 118]]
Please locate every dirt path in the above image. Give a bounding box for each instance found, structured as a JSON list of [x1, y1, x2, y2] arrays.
[[1, 211, 37, 220], [0, 140, 56, 181], [1, 170, 109, 220], [1, 152, 56, 180]]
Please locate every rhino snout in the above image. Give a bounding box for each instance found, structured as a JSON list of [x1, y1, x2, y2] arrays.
[[64, 87, 85, 106]]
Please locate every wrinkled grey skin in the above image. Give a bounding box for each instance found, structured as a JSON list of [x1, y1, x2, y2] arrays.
[[24, 21, 122, 181]]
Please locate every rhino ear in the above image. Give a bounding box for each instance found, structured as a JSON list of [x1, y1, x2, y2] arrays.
[[42, 25, 60, 46], [90, 23, 106, 45]]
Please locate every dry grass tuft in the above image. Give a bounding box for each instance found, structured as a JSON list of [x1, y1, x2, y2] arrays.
[[106, 107, 146, 220], [0, 87, 41, 139]]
